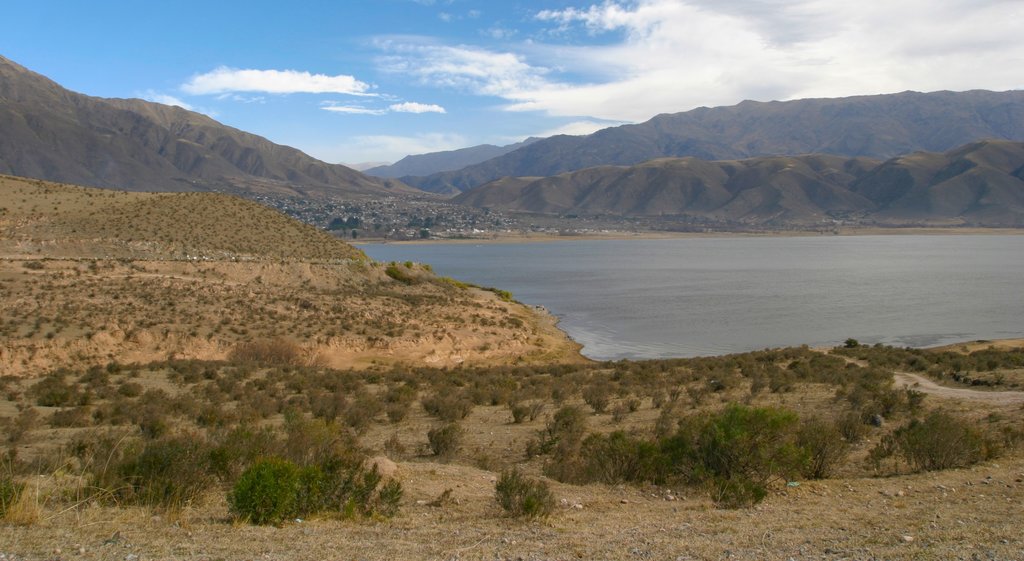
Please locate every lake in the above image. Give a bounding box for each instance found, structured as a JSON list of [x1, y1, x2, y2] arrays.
[[361, 235, 1024, 360]]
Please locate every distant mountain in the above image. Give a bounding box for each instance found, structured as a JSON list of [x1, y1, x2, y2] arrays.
[[411, 90, 1024, 193], [0, 54, 413, 198], [454, 140, 1024, 227], [347, 161, 392, 172], [365, 138, 541, 184]]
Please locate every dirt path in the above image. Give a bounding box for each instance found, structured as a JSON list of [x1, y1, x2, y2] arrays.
[[893, 372, 1024, 405]]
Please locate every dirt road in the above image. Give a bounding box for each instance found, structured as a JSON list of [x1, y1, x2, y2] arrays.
[[893, 372, 1024, 406]]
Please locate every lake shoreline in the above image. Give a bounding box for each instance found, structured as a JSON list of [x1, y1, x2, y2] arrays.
[[357, 226, 1024, 246]]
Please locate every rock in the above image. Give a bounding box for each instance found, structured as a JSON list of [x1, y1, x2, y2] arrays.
[[901, 535, 914, 543], [365, 456, 398, 479], [620, 499, 629, 504]]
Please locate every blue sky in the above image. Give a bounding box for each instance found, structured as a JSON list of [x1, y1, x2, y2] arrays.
[[3, 0, 1023, 166]]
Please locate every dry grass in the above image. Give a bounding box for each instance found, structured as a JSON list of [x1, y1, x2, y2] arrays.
[[0, 175, 583, 376], [0, 174, 364, 261], [2, 174, 1022, 560]]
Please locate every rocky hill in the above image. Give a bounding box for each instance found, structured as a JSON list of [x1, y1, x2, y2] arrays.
[[454, 140, 1024, 227], [0, 55, 413, 198], [409, 90, 1024, 193]]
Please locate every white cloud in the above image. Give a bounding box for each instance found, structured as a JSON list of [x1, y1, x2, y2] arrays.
[[140, 90, 194, 111], [320, 101, 446, 115], [379, 0, 1024, 123], [309, 133, 469, 164], [377, 40, 548, 95], [182, 66, 374, 95], [321, 105, 387, 115], [389, 102, 446, 113]]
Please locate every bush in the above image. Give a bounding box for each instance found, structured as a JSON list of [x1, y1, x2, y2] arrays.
[[887, 410, 993, 472], [50, 406, 92, 428], [110, 436, 216, 509], [229, 338, 305, 367], [691, 405, 807, 508], [384, 263, 417, 284], [421, 392, 474, 421], [797, 418, 849, 479], [30, 374, 81, 407], [581, 383, 611, 414], [229, 457, 403, 525], [578, 431, 665, 484], [495, 468, 555, 519], [230, 457, 302, 525], [427, 423, 463, 460]]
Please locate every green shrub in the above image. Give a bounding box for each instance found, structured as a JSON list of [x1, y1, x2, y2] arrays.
[[230, 456, 402, 525], [427, 423, 463, 460], [797, 418, 849, 479], [230, 457, 302, 525], [887, 410, 993, 472], [495, 468, 555, 519], [384, 263, 417, 284], [687, 405, 808, 508], [579, 431, 665, 484]]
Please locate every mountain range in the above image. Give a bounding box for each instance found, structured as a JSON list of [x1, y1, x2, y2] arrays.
[[364, 138, 540, 183], [454, 140, 1024, 227], [0, 55, 412, 198], [407, 90, 1024, 194]]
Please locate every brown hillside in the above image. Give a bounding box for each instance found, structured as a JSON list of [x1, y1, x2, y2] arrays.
[[0, 55, 415, 198], [455, 141, 1024, 226], [0, 175, 582, 376]]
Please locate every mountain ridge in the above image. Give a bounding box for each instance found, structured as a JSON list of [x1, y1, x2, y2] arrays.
[[0, 54, 414, 198], [453, 140, 1024, 227], [408, 90, 1024, 193]]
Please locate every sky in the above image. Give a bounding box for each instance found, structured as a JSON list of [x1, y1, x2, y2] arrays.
[[2, 0, 1023, 166]]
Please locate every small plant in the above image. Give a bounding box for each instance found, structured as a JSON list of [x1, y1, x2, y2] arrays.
[[384, 263, 417, 284], [427, 423, 463, 460], [495, 468, 555, 519], [0, 476, 23, 518]]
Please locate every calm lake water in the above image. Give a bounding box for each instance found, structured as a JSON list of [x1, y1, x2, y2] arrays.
[[361, 236, 1024, 360]]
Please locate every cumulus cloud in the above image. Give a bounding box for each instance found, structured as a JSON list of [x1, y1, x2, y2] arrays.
[[182, 67, 374, 95], [140, 91, 194, 111], [389, 102, 446, 113], [379, 0, 1024, 123], [377, 40, 550, 98]]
